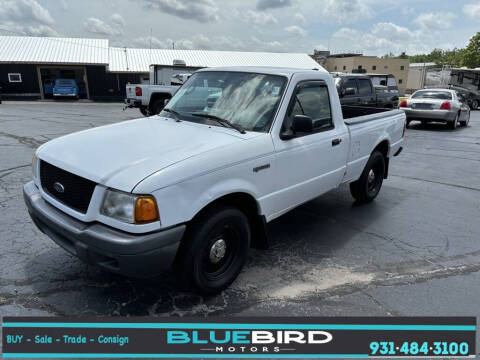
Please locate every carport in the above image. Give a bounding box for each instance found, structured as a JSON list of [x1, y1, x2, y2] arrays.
[[36, 65, 90, 99], [0, 36, 109, 100]]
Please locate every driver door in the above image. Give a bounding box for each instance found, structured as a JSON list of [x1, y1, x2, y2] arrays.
[[271, 81, 348, 217]]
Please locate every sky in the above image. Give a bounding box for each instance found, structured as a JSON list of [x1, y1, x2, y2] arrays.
[[0, 0, 479, 56]]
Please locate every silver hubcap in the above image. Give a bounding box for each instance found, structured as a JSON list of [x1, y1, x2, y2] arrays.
[[209, 239, 227, 264], [368, 169, 375, 184]]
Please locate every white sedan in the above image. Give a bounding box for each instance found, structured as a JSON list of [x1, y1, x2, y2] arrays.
[[401, 89, 470, 129]]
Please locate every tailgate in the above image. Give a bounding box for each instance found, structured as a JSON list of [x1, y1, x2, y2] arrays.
[[126, 84, 140, 100]]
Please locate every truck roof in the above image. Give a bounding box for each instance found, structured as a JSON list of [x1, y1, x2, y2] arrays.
[[197, 66, 328, 77], [330, 72, 370, 78]]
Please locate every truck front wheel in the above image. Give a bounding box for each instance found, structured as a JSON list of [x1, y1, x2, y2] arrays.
[[349, 150, 385, 203], [174, 205, 250, 295]]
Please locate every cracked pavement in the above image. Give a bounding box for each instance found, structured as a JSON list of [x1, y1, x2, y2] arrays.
[[0, 102, 479, 320]]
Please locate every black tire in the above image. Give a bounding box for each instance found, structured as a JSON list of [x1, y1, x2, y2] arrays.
[[449, 113, 459, 130], [140, 108, 149, 117], [350, 151, 385, 203], [406, 120, 411, 127], [150, 100, 164, 115], [174, 205, 250, 295], [460, 111, 470, 127]]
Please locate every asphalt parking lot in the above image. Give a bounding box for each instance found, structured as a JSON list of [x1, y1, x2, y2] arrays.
[[1, 102, 479, 319]]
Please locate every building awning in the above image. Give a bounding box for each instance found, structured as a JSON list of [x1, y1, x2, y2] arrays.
[[0, 36, 109, 65]]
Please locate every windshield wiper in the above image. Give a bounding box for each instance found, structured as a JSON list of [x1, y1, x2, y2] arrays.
[[190, 113, 246, 134], [161, 108, 181, 121]]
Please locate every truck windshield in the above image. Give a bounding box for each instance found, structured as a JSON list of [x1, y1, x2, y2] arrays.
[[163, 71, 287, 132]]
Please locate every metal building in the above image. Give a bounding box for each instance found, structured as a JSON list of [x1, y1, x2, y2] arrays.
[[0, 35, 321, 101]]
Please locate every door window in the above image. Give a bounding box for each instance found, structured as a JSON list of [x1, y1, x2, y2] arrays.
[[284, 83, 333, 135], [343, 79, 358, 95], [358, 79, 373, 95]]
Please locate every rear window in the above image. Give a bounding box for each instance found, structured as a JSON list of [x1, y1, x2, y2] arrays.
[[370, 76, 386, 86], [411, 91, 452, 100], [387, 77, 397, 87]]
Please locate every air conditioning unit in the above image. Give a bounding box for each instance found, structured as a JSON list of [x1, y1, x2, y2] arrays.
[[173, 59, 186, 67]]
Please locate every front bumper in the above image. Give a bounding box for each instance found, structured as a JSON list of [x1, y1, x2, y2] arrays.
[[23, 181, 185, 277], [53, 93, 77, 97], [403, 108, 456, 122]]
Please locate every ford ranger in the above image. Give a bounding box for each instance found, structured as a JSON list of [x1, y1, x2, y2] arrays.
[[24, 67, 405, 294]]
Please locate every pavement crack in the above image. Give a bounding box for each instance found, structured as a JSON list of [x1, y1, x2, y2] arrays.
[[390, 173, 480, 192], [361, 291, 399, 316], [0, 164, 30, 173], [0, 131, 45, 149]]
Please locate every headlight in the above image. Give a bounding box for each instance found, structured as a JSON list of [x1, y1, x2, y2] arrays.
[[100, 189, 159, 224], [32, 153, 38, 179]]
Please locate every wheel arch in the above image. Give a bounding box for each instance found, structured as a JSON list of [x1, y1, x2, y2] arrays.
[[372, 139, 390, 179], [189, 192, 268, 250], [149, 92, 173, 111]]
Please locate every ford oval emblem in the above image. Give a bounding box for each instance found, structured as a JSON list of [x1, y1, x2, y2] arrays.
[[53, 182, 65, 193]]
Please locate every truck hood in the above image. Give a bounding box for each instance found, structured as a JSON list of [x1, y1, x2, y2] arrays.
[[37, 116, 255, 192]]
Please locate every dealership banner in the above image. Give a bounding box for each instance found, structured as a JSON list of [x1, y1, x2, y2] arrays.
[[2, 317, 477, 358]]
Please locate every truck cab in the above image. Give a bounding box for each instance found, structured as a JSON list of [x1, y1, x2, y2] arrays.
[[333, 73, 398, 108], [333, 73, 377, 107]]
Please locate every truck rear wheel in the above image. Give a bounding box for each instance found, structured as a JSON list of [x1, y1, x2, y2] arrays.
[[349, 150, 385, 203], [150, 100, 165, 115], [174, 205, 250, 295]]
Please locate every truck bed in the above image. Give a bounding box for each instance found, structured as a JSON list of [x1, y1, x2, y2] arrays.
[[342, 105, 393, 119], [342, 106, 405, 184]]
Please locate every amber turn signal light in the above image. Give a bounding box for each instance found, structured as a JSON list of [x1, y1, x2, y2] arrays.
[[134, 196, 159, 224]]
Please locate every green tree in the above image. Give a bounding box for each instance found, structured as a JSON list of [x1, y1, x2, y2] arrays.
[[377, 32, 479, 68], [461, 32, 480, 68]]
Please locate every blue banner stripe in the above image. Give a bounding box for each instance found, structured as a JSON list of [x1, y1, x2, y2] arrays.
[[2, 323, 476, 331], [2, 354, 369, 358]]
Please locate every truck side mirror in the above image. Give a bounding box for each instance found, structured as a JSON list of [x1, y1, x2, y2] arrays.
[[280, 115, 313, 140]]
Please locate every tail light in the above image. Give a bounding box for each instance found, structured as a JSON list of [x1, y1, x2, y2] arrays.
[[440, 101, 451, 110], [135, 87, 142, 96], [399, 99, 407, 108]]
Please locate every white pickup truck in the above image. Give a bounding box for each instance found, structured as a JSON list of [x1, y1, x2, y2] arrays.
[[24, 67, 405, 294], [125, 65, 193, 116]]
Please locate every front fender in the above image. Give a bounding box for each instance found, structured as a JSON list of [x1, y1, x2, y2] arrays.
[[152, 177, 263, 228]]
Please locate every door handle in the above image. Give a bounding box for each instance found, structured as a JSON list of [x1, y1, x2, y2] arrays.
[[332, 138, 342, 146]]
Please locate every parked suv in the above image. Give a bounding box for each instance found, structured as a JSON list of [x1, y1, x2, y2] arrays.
[[332, 73, 398, 108]]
